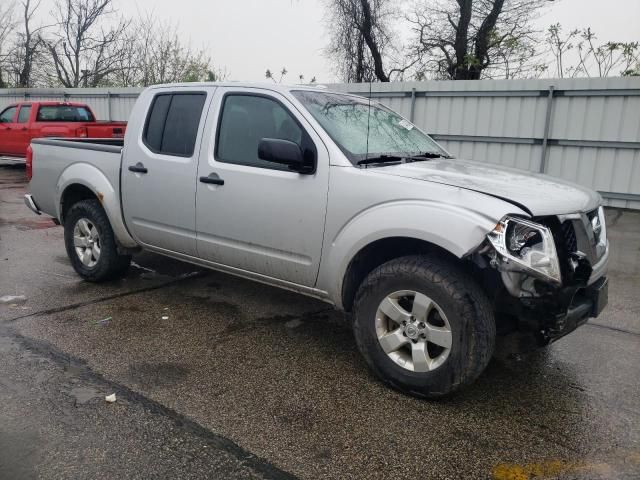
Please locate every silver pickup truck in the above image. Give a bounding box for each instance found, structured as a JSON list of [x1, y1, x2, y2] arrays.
[[24, 83, 609, 398]]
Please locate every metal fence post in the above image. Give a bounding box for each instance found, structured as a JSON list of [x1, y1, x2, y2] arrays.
[[107, 91, 112, 121], [539, 85, 555, 173], [410, 88, 416, 122]]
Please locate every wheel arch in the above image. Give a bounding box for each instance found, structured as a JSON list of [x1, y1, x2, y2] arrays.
[[57, 163, 137, 248], [340, 237, 462, 312], [319, 200, 500, 310], [59, 183, 98, 222]]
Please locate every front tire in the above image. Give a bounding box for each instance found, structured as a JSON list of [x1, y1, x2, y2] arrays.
[[352, 254, 495, 398], [64, 199, 131, 282]]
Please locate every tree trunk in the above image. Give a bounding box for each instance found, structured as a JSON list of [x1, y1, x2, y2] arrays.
[[451, 0, 473, 80], [359, 0, 389, 82]]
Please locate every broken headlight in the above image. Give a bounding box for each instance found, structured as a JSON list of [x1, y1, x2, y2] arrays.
[[590, 206, 607, 248], [487, 216, 562, 285]]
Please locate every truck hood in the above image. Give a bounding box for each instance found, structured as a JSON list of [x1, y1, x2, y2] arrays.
[[375, 158, 601, 216]]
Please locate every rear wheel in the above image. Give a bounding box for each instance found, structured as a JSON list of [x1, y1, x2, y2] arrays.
[[64, 199, 131, 282], [352, 254, 495, 398]]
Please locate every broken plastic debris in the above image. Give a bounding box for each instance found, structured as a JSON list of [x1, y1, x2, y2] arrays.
[[105, 393, 116, 403], [0, 295, 27, 305], [94, 317, 112, 326], [130, 261, 156, 273]]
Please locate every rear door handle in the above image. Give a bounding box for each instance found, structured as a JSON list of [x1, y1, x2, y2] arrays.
[[128, 162, 148, 174], [199, 173, 224, 185]]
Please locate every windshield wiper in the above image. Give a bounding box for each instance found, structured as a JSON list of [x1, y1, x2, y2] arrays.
[[411, 151, 453, 159], [357, 152, 452, 167], [356, 155, 404, 167]]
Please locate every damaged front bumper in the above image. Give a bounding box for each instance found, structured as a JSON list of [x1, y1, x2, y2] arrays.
[[495, 276, 608, 355], [482, 209, 610, 355], [544, 276, 608, 342]]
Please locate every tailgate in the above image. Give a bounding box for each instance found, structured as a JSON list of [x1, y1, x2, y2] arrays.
[[86, 122, 127, 138]]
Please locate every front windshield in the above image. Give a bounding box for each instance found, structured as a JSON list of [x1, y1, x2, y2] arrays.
[[291, 90, 448, 164]]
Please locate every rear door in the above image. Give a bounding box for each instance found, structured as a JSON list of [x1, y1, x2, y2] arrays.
[[0, 105, 19, 155], [121, 87, 214, 256], [194, 87, 329, 286]]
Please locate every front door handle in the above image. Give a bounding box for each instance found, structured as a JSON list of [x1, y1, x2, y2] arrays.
[[199, 173, 224, 185], [128, 162, 148, 174]]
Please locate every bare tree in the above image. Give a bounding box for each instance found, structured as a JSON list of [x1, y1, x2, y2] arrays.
[[409, 0, 551, 80], [111, 13, 221, 87], [7, 0, 50, 87], [546, 24, 640, 78], [324, 0, 414, 82], [0, 0, 16, 87], [44, 0, 129, 87]]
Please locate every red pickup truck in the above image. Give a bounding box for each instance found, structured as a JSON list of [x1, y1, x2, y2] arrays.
[[0, 101, 126, 163]]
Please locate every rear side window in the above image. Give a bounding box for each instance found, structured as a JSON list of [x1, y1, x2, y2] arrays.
[[143, 93, 206, 157], [36, 105, 94, 122], [0, 106, 17, 123], [18, 106, 31, 123]]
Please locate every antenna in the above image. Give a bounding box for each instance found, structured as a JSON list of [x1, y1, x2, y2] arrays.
[[365, 80, 372, 161]]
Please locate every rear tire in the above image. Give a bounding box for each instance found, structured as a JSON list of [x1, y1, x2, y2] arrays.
[[352, 254, 495, 398], [64, 199, 131, 282]]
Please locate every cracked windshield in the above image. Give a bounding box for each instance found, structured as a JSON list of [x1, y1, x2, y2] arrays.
[[292, 90, 447, 163]]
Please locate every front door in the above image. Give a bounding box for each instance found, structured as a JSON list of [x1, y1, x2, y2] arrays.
[[121, 87, 214, 256], [0, 105, 18, 156], [195, 87, 329, 287]]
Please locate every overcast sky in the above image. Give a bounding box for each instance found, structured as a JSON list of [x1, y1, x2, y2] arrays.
[[26, 0, 640, 82]]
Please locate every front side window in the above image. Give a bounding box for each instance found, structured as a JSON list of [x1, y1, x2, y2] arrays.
[[143, 93, 206, 157], [0, 106, 17, 123], [216, 94, 305, 171], [291, 90, 447, 164], [18, 106, 31, 123], [36, 105, 94, 122]]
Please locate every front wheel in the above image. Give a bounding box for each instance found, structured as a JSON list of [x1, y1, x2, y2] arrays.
[[64, 199, 131, 282], [352, 254, 495, 398]]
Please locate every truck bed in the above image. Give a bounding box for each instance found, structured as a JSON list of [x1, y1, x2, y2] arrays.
[[29, 138, 124, 221]]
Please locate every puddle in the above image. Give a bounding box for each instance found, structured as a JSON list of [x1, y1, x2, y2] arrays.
[[0, 217, 58, 231], [68, 386, 101, 405], [127, 362, 190, 388], [0, 295, 27, 305]]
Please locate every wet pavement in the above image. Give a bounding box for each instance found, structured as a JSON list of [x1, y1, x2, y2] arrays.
[[1, 164, 639, 480]]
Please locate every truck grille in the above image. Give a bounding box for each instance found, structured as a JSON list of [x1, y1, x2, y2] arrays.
[[561, 221, 578, 253], [558, 209, 604, 265]]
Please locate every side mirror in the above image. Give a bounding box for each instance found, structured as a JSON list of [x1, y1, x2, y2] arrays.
[[258, 138, 314, 174]]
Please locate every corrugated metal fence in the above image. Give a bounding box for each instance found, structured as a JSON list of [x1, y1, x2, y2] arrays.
[[2, 77, 639, 209]]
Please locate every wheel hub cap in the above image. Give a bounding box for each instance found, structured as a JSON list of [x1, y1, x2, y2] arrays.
[[404, 323, 419, 340], [375, 290, 453, 373], [73, 218, 101, 268]]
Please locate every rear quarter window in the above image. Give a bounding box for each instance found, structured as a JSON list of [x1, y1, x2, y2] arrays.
[[143, 93, 207, 157]]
